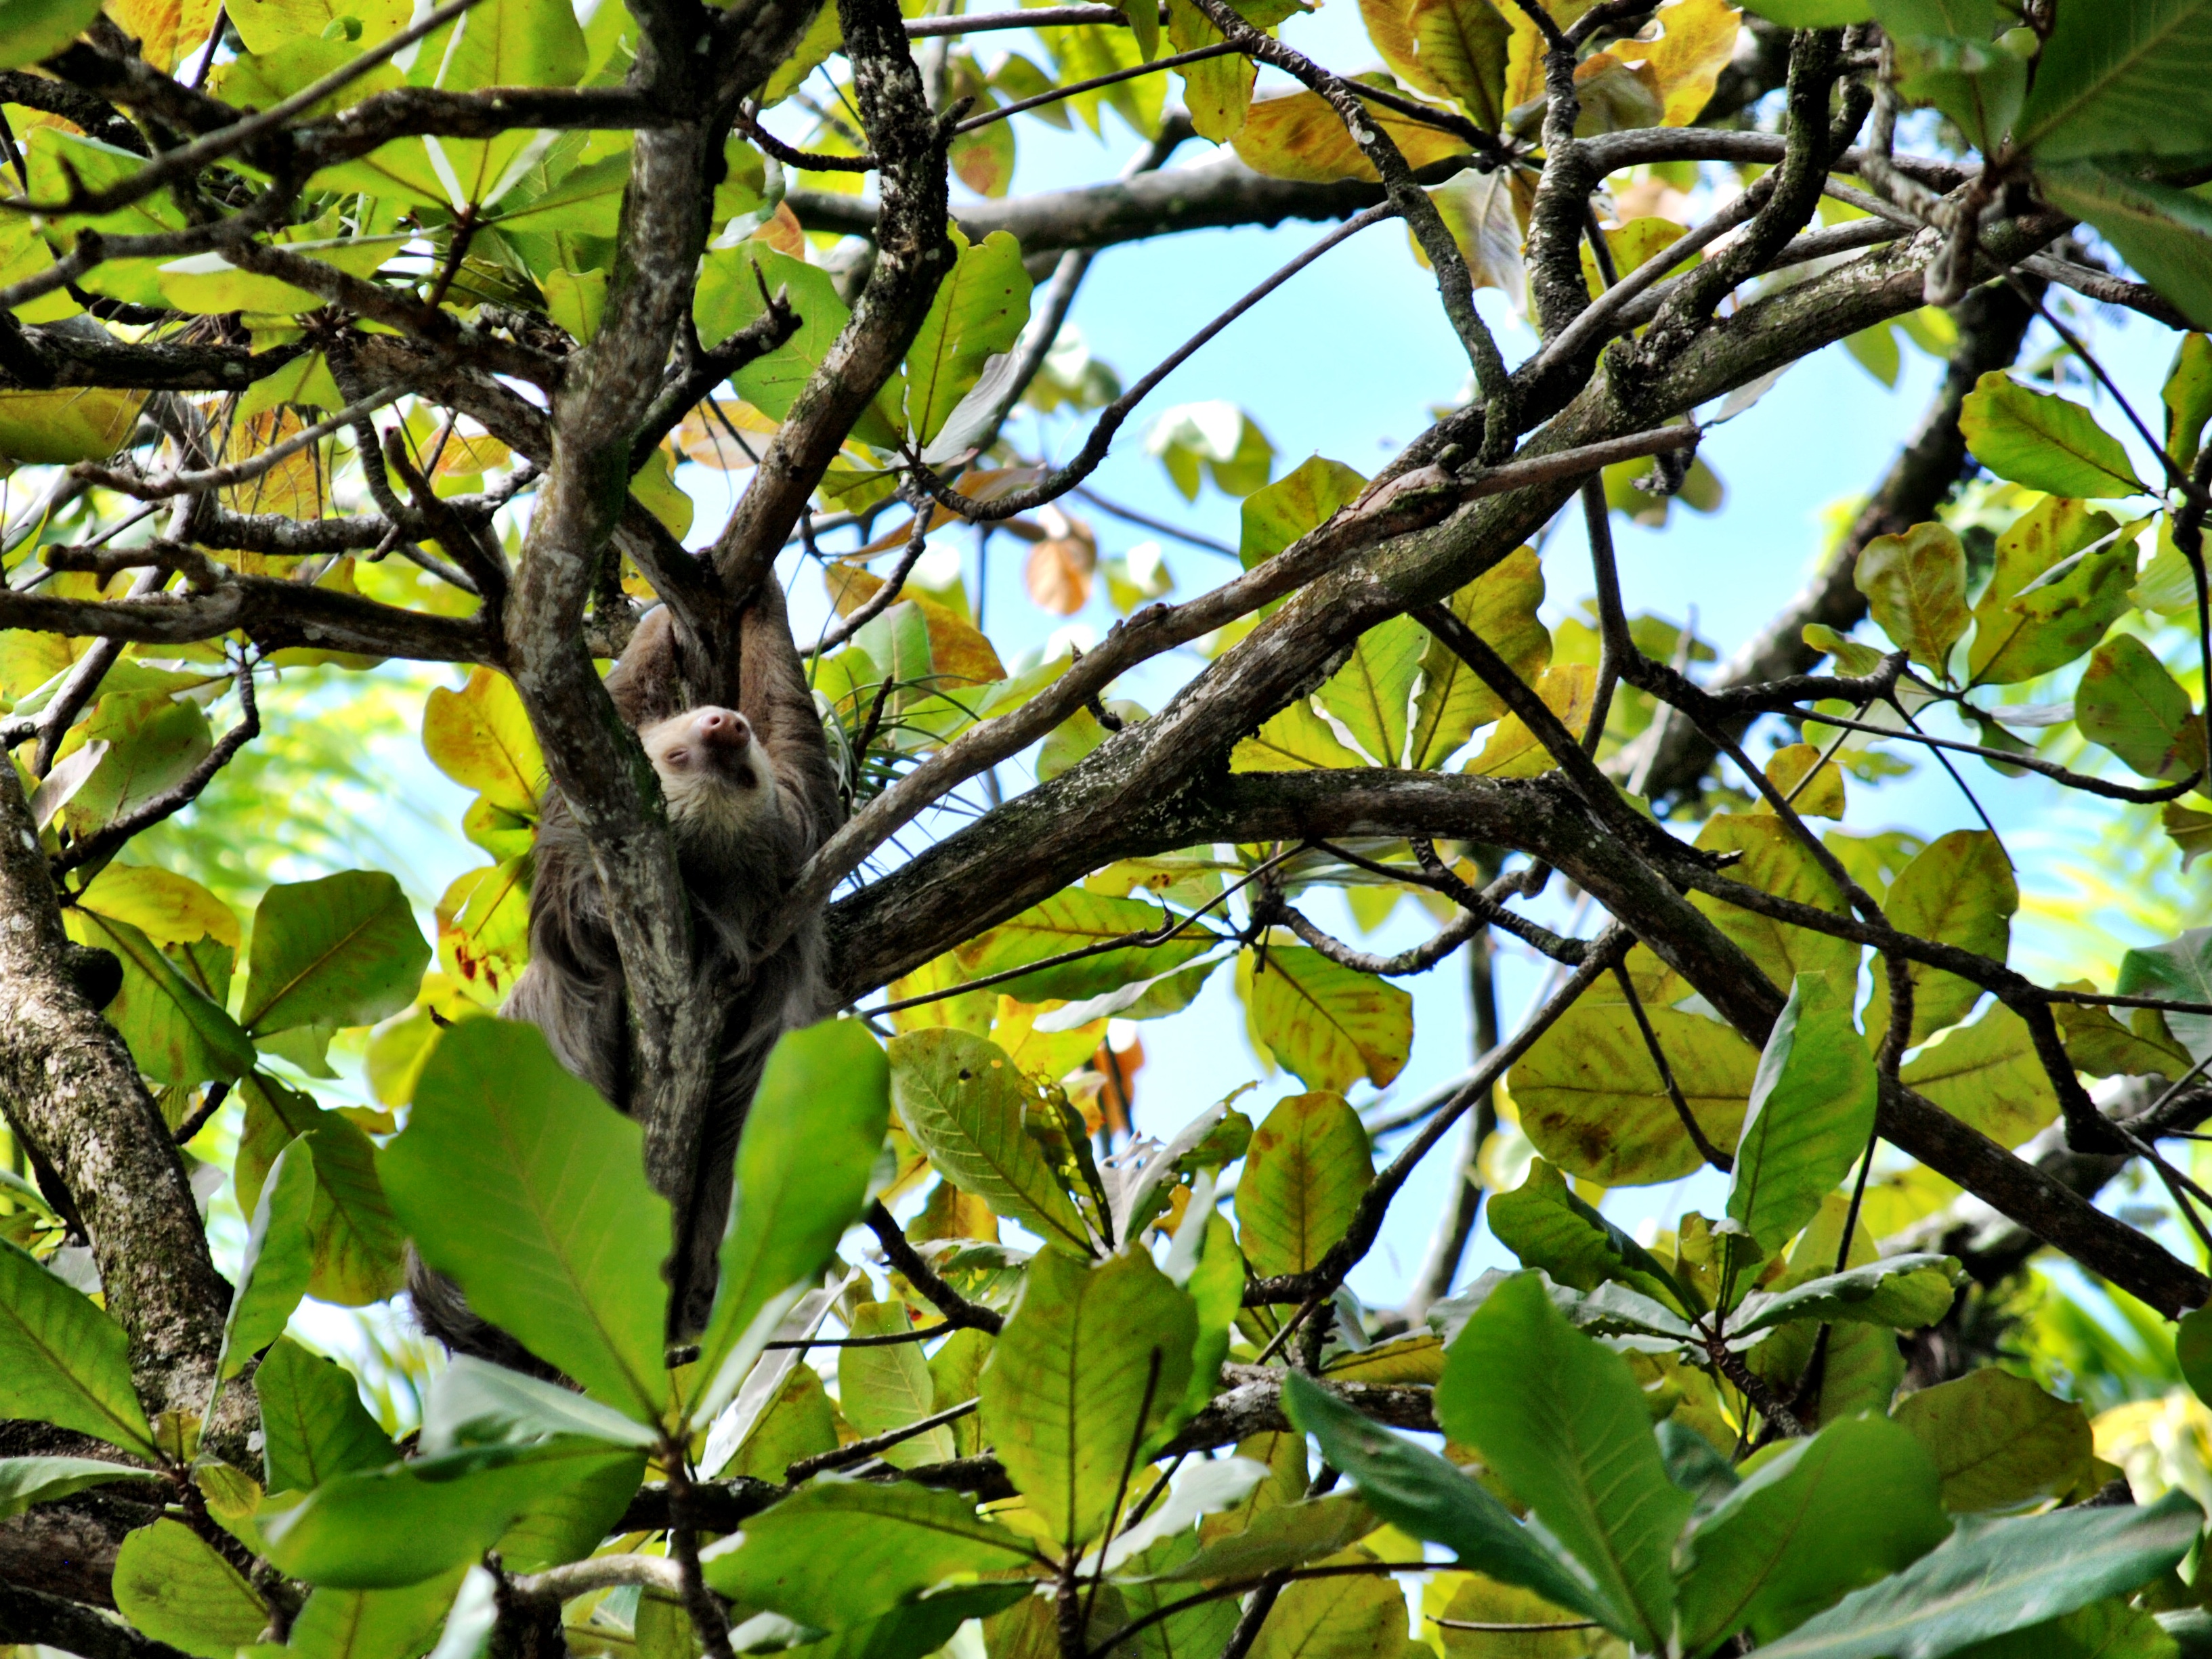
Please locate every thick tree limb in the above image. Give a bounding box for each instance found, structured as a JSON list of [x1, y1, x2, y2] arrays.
[[0, 1583, 194, 1659]]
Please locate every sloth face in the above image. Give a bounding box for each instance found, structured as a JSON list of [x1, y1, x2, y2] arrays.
[[640, 706, 778, 831]]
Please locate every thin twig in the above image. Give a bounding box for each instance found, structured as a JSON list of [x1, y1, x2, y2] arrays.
[[782, 1396, 981, 1481]]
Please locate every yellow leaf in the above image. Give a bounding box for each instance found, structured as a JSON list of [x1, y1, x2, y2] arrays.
[[221, 408, 326, 519], [1758, 742, 1847, 819], [1231, 87, 1470, 182], [673, 400, 779, 469], [1462, 662, 1595, 777], [1607, 0, 1742, 127], [105, 0, 220, 72], [435, 860, 530, 1010], [0, 387, 145, 466], [421, 666, 545, 815], [828, 566, 1006, 687], [80, 863, 240, 949], [631, 446, 694, 538]]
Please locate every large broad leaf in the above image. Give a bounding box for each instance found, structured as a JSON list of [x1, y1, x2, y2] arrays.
[[215, 1137, 318, 1381], [1692, 813, 1860, 989], [1728, 974, 1876, 1255], [1510, 1001, 1759, 1186], [1281, 1373, 1616, 1630], [1959, 373, 2144, 500], [421, 668, 543, 817], [1891, 1369, 2096, 1513], [260, 1440, 643, 1589], [1486, 1159, 1686, 1310], [400, 0, 587, 207], [236, 1075, 406, 1308], [284, 1570, 468, 1659], [1235, 1091, 1373, 1278], [691, 1020, 891, 1415], [1867, 830, 2016, 1046], [904, 230, 1033, 447], [2118, 927, 2212, 1062], [1965, 498, 2131, 687], [1676, 1415, 1950, 1654], [1407, 0, 1510, 125], [2077, 633, 2205, 781], [2014, 0, 2212, 163], [978, 1247, 1196, 1550], [1246, 1569, 1414, 1659], [1434, 1272, 1690, 1650], [1408, 547, 1551, 769], [693, 245, 902, 448], [955, 890, 1216, 1003], [1896, 1004, 2059, 1148], [112, 1519, 267, 1658], [1231, 86, 1469, 181], [0, 1240, 156, 1457], [62, 908, 255, 1088], [887, 1027, 1097, 1254], [1232, 701, 1367, 771], [1157, 1490, 1374, 1582], [1730, 1255, 1961, 1335], [2039, 165, 2212, 332], [1239, 454, 1368, 569], [240, 871, 430, 1037], [0, 1455, 160, 1519], [257, 1337, 398, 1496], [1856, 523, 1970, 676], [381, 1018, 671, 1420], [702, 1480, 1042, 1629], [1314, 614, 1428, 767], [1755, 1490, 2201, 1659], [840, 1300, 955, 1470], [423, 1356, 660, 1453], [1242, 946, 1413, 1092], [0, 0, 102, 66]]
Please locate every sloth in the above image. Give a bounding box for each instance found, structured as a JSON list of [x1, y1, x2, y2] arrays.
[[409, 584, 845, 1366]]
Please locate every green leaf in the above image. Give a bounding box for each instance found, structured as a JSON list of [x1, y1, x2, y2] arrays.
[[381, 1018, 671, 1420], [1246, 1568, 1416, 1659], [0, 1454, 159, 1519], [1281, 1372, 1615, 1629], [954, 890, 1216, 1003], [1856, 523, 1970, 675], [1314, 614, 1427, 767], [1728, 973, 1877, 1255], [692, 1020, 891, 1415], [423, 1355, 660, 1452], [1239, 454, 1368, 569], [112, 1519, 268, 1658], [1676, 1415, 1950, 1654], [1692, 813, 1861, 991], [285, 1570, 469, 1659], [2077, 633, 2206, 781], [257, 1337, 398, 1496], [1891, 1368, 2096, 1513], [260, 1440, 643, 1589], [694, 246, 901, 449], [0, 1238, 156, 1457], [1407, 546, 1551, 769], [62, 909, 256, 1088], [1730, 1254, 1961, 1335], [2119, 927, 2212, 1062], [2039, 165, 2212, 332], [978, 1247, 1197, 1549], [1510, 1001, 1760, 1186], [236, 1077, 407, 1308], [1155, 1490, 1374, 1582], [1241, 946, 1413, 1092], [1235, 1090, 1373, 1278], [1407, 0, 1511, 128], [1961, 1599, 2187, 1659], [1737, 0, 1871, 22], [1897, 1003, 2060, 1147], [1434, 1273, 1690, 1650], [2165, 332, 2212, 471], [1485, 1159, 1685, 1309], [1965, 499, 2133, 687], [215, 1138, 318, 1381], [0, 0, 102, 66], [1755, 1490, 2202, 1659], [702, 1479, 1041, 1628], [240, 872, 430, 1037], [904, 230, 1033, 447], [2015, 0, 2212, 163], [1960, 372, 2144, 499], [400, 0, 587, 206], [887, 1028, 1097, 1254], [839, 1301, 955, 1470], [1867, 830, 2017, 1047], [1231, 701, 1367, 771]]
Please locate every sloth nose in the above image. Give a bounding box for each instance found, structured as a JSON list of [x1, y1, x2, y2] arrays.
[[694, 707, 751, 747]]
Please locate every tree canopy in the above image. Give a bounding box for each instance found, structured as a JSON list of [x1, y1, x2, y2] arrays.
[[8, 0, 2212, 1657]]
